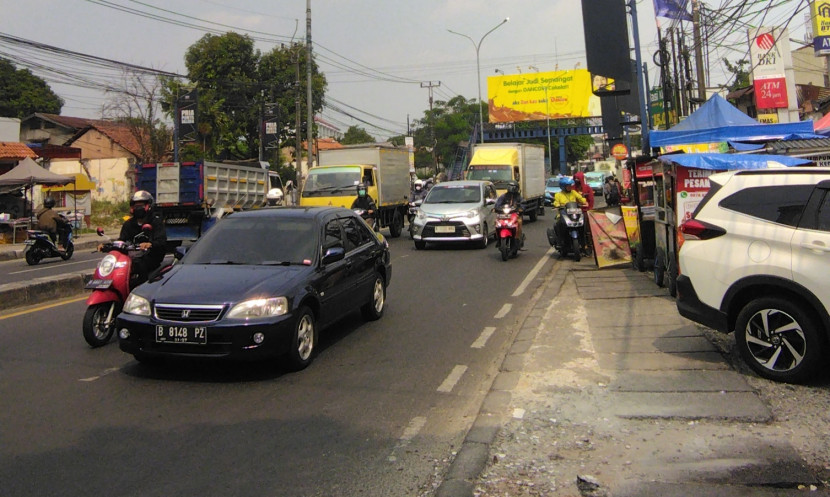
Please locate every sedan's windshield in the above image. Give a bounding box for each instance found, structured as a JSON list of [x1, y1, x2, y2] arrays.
[[424, 185, 481, 204], [183, 216, 318, 265]]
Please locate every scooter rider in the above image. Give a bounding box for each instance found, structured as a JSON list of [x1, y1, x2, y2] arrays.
[[553, 176, 587, 241], [36, 196, 70, 249], [412, 179, 427, 201], [495, 180, 524, 243], [99, 190, 167, 285], [351, 182, 377, 228]]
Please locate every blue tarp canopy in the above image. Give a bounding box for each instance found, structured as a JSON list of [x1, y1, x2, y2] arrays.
[[650, 94, 815, 147], [658, 153, 812, 170]]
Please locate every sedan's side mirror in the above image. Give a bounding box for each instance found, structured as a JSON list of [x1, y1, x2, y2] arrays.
[[174, 246, 188, 260], [322, 246, 345, 265]]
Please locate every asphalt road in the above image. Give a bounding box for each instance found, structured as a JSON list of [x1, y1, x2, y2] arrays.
[[0, 218, 557, 497]]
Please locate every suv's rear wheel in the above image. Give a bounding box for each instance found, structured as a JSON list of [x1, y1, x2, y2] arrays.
[[735, 297, 824, 384]]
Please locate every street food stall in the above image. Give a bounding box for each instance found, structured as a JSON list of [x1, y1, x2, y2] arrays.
[[624, 156, 657, 272], [650, 153, 813, 296]]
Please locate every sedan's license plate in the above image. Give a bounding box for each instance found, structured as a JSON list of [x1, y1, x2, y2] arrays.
[[435, 225, 455, 233], [156, 325, 207, 344]]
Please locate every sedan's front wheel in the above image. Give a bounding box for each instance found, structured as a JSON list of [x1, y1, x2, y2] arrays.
[[735, 297, 824, 384], [286, 306, 316, 371], [361, 274, 386, 321]]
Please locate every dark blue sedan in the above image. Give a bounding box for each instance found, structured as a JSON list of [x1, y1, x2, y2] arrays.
[[117, 207, 392, 370]]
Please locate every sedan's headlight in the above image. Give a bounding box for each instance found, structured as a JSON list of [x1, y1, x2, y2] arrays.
[[97, 254, 118, 277], [228, 297, 288, 319], [123, 293, 151, 316]]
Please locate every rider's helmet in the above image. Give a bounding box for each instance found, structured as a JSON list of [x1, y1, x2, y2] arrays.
[[559, 176, 575, 191], [356, 183, 368, 198], [414, 179, 423, 192], [43, 196, 56, 208], [130, 190, 154, 217], [506, 180, 519, 195]]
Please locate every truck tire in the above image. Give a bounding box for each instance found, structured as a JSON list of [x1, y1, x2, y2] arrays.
[[528, 203, 538, 222], [389, 209, 404, 238]]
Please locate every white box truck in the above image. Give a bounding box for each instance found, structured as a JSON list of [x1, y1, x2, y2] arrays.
[[465, 142, 546, 221]]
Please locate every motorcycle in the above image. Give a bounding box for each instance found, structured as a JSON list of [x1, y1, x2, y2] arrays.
[[82, 226, 153, 348], [547, 201, 585, 262], [494, 204, 523, 261], [24, 219, 74, 265], [353, 208, 379, 232], [407, 197, 424, 236]]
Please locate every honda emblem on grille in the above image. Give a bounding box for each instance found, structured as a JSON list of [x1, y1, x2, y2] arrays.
[[181, 309, 191, 318]]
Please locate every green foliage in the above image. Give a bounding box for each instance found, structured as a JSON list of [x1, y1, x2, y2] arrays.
[[0, 58, 63, 118], [162, 33, 327, 161], [412, 95, 480, 171], [90, 199, 130, 230], [341, 126, 375, 145], [723, 58, 750, 92]]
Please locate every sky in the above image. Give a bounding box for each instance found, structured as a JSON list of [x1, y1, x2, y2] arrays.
[[1, 0, 813, 141]]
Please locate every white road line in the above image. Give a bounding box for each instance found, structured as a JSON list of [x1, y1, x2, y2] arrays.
[[437, 365, 468, 393], [79, 367, 119, 382], [471, 327, 496, 349], [494, 303, 512, 319], [10, 259, 96, 275], [512, 247, 554, 297], [388, 416, 427, 462]]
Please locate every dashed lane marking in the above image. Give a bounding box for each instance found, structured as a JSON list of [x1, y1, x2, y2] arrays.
[[471, 327, 496, 349], [437, 365, 467, 393], [388, 416, 427, 462], [494, 303, 512, 319]]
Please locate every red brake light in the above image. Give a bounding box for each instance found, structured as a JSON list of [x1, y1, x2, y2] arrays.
[[680, 219, 726, 240]]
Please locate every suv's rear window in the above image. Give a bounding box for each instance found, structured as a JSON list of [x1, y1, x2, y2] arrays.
[[718, 185, 814, 227], [691, 182, 722, 219]]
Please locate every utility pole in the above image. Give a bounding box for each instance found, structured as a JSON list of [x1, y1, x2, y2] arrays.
[[692, 0, 707, 101], [295, 45, 302, 184], [306, 0, 314, 169], [421, 81, 440, 178]]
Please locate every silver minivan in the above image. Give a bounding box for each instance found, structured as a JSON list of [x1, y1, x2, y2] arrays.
[[411, 180, 497, 250]]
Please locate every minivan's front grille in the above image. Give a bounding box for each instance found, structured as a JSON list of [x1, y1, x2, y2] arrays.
[[154, 304, 225, 323]]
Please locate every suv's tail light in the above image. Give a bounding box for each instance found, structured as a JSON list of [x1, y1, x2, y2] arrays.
[[679, 219, 726, 240]]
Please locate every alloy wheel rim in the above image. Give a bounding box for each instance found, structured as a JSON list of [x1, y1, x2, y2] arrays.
[[95, 304, 114, 340], [373, 279, 384, 312], [744, 308, 806, 373], [297, 315, 313, 360]]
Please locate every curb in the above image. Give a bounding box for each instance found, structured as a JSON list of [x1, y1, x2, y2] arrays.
[[434, 260, 567, 497], [0, 271, 93, 311]]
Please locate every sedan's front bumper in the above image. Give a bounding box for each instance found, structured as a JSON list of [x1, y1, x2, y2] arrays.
[[412, 219, 486, 243], [117, 311, 296, 361]]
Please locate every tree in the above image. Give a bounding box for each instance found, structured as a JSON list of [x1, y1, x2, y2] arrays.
[[341, 126, 375, 145], [0, 58, 63, 118], [104, 69, 171, 163], [723, 58, 750, 92]]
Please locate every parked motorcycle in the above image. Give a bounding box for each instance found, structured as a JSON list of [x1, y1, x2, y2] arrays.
[[495, 204, 523, 261], [547, 201, 585, 262], [24, 220, 74, 265], [82, 226, 153, 347]]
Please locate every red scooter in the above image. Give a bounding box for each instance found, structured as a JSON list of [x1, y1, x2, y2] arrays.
[[495, 204, 524, 261], [82, 226, 153, 347]]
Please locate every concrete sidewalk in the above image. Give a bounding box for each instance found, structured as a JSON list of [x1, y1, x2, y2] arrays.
[[438, 262, 826, 496]]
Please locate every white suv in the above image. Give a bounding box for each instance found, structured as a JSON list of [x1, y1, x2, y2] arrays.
[[676, 167, 830, 383]]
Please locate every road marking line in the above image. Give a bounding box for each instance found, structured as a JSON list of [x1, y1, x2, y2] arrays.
[[0, 295, 88, 320], [471, 327, 496, 349], [79, 367, 120, 382], [494, 303, 512, 319], [10, 259, 96, 275], [437, 365, 467, 393], [388, 416, 427, 462], [512, 247, 554, 297]]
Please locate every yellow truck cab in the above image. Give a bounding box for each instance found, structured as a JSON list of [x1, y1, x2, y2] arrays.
[[300, 144, 410, 237]]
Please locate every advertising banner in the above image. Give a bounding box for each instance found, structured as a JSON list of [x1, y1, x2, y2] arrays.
[[588, 208, 632, 268], [621, 205, 641, 251], [812, 0, 830, 55], [674, 166, 715, 225], [487, 69, 598, 123], [749, 28, 788, 109]]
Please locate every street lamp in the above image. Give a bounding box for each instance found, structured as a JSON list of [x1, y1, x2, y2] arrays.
[[448, 17, 509, 143], [529, 65, 552, 173]]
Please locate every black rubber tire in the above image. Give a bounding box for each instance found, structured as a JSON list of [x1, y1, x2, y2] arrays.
[[477, 223, 489, 249], [735, 297, 825, 384], [529, 207, 538, 222], [286, 306, 316, 371], [414, 240, 426, 250], [500, 239, 510, 261], [389, 210, 404, 238], [24, 249, 40, 266], [667, 258, 678, 298], [360, 274, 386, 321], [83, 302, 119, 348], [61, 243, 74, 261], [653, 252, 666, 288], [572, 237, 581, 262]]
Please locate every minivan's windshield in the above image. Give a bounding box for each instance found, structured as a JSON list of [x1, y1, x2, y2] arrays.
[[184, 216, 318, 265], [424, 185, 481, 204], [302, 166, 362, 196]]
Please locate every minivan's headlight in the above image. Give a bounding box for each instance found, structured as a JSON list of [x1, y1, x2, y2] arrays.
[[123, 293, 151, 316], [416, 210, 427, 220], [465, 209, 479, 219], [228, 297, 288, 319]]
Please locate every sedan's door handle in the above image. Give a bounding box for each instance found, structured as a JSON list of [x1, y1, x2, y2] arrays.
[[800, 241, 830, 253]]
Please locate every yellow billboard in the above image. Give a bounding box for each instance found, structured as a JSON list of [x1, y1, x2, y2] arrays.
[[487, 69, 599, 123]]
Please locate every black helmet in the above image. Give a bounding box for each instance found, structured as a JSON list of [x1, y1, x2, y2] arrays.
[[130, 190, 154, 206], [506, 180, 519, 194], [43, 196, 56, 208], [356, 183, 367, 197]]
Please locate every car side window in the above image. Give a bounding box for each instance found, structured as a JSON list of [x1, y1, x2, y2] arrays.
[[323, 220, 343, 250], [340, 216, 369, 251], [719, 185, 814, 227]]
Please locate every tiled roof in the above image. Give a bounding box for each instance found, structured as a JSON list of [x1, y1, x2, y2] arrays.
[[68, 122, 146, 158], [0, 142, 37, 160], [33, 113, 107, 130]]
